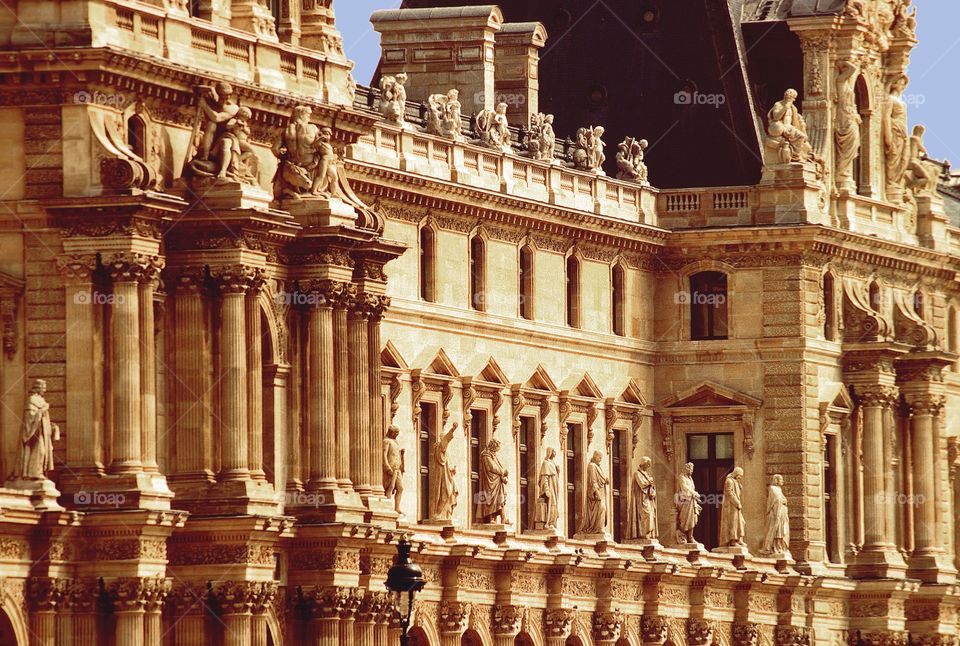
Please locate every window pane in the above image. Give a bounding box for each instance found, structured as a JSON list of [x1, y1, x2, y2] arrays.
[[688, 434, 708, 460], [715, 433, 734, 459]]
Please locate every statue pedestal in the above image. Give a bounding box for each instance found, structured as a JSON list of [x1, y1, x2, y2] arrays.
[[712, 544, 751, 556], [186, 177, 273, 210], [678, 541, 710, 565], [575, 532, 612, 554], [626, 538, 662, 561], [361, 494, 400, 530], [279, 195, 358, 228], [284, 486, 366, 525], [6, 479, 63, 511]]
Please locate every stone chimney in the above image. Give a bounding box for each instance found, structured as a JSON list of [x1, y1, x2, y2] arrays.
[[371, 6, 504, 117], [495, 22, 547, 128]]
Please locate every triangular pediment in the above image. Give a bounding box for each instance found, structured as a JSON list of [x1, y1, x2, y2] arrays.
[[380, 341, 408, 370], [0, 270, 24, 293], [479, 357, 509, 384], [524, 365, 558, 392], [426, 348, 460, 378], [823, 383, 855, 412], [572, 373, 604, 400], [658, 381, 761, 410], [618, 379, 646, 406]]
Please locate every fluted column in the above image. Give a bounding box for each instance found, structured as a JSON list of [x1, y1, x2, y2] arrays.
[[142, 578, 171, 646], [306, 285, 336, 490], [107, 256, 148, 473], [212, 582, 273, 646], [67, 579, 99, 646], [348, 303, 372, 495], [217, 269, 251, 480], [139, 272, 160, 472], [333, 286, 354, 488], [246, 281, 266, 480], [882, 403, 899, 547], [171, 585, 208, 646], [311, 587, 361, 646], [28, 578, 67, 646], [173, 272, 214, 482], [909, 394, 942, 553], [356, 592, 388, 646], [111, 578, 147, 646], [251, 582, 278, 646], [367, 297, 389, 498]]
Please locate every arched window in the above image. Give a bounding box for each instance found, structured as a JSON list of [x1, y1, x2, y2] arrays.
[[612, 264, 626, 336], [469, 234, 485, 311], [566, 255, 580, 328], [690, 271, 728, 340], [127, 115, 147, 159], [823, 273, 836, 341], [519, 245, 534, 320], [419, 227, 436, 303]]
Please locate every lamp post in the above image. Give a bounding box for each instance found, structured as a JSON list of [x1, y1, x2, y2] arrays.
[[385, 538, 426, 646]]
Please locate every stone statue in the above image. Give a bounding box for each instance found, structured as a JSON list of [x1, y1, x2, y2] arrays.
[[904, 124, 935, 198], [526, 113, 556, 162], [475, 102, 512, 153], [761, 474, 791, 557], [431, 421, 459, 521], [766, 89, 813, 164], [615, 137, 649, 184], [892, 0, 917, 39], [186, 82, 258, 184], [834, 61, 862, 189], [476, 438, 508, 524], [675, 462, 702, 544], [719, 467, 747, 547], [630, 456, 658, 540], [18, 380, 59, 480], [272, 105, 331, 199], [579, 450, 608, 534], [379, 73, 408, 127], [382, 425, 404, 514], [536, 447, 560, 529], [572, 126, 606, 173], [884, 75, 910, 200], [425, 89, 463, 140]]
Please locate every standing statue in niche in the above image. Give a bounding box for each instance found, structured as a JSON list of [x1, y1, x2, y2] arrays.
[[615, 137, 650, 184], [884, 75, 910, 200], [761, 474, 791, 557], [425, 89, 463, 140], [18, 380, 60, 480], [630, 456, 658, 540], [719, 467, 747, 548], [536, 447, 560, 529], [475, 103, 512, 153], [675, 462, 702, 545], [476, 438, 509, 524], [186, 82, 259, 184], [431, 421, 459, 521], [379, 73, 408, 127], [382, 425, 405, 514], [765, 89, 813, 164], [834, 61, 862, 189], [579, 451, 608, 534], [526, 113, 557, 162]]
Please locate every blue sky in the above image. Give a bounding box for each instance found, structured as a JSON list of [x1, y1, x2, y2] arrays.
[[338, 0, 959, 165]]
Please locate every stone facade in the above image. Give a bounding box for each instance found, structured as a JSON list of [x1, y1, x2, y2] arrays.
[[0, 0, 958, 645]]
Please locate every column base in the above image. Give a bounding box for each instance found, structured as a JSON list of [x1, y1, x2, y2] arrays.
[[188, 479, 279, 516], [361, 494, 399, 529], [59, 472, 173, 511], [848, 546, 908, 579], [907, 552, 957, 584], [286, 486, 366, 525], [3, 479, 63, 511]]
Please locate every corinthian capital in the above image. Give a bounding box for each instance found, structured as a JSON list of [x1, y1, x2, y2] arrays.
[[854, 630, 909, 646], [437, 600, 470, 635], [109, 576, 171, 612], [733, 623, 762, 646], [593, 610, 624, 642], [544, 608, 575, 638], [491, 604, 523, 636], [56, 254, 99, 282], [775, 625, 811, 646], [687, 618, 715, 646], [211, 580, 277, 615], [210, 264, 267, 294], [857, 385, 898, 409], [28, 577, 69, 612], [641, 615, 669, 643], [103, 252, 165, 283], [906, 393, 946, 417]]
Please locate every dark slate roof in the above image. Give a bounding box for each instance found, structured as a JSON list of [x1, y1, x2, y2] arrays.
[[743, 0, 846, 21]]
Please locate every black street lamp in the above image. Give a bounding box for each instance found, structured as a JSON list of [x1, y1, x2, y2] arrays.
[[385, 538, 426, 646]]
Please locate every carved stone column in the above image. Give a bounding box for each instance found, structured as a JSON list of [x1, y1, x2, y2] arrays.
[[367, 295, 389, 499], [332, 284, 355, 489], [593, 610, 624, 644], [310, 587, 349, 646], [774, 625, 811, 646], [171, 584, 209, 646], [545, 608, 575, 646], [687, 618, 715, 646], [732, 623, 762, 646], [142, 578, 171, 646], [357, 592, 388, 646], [438, 601, 469, 646], [212, 582, 275, 646], [250, 582, 278, 646], [172, 271, 215, 484], [110, 578, 149, 646], [29, 578, 68, 646], [348, 301, 372, 496], [106, 254, 150, 474], [139, 267, 161, 472], [66, 579, 99, 646], [640, 616, 669, 646], [246, 277, 267, 480], [303, 281, 337, 492], [855, 630, 908, 646], [491, 604, 523, 646]]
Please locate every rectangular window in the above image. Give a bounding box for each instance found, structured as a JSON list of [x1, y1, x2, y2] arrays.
[[566, 256, 580, 328], [519, 416, 537, 531], [690, 271, 729, 340], [469, 410, 487, 524], [824, 433, 838, 563], [418, 402, 437, 522], [612, 265, 626, 336], [686, 432, 734, 550], [565, 423, 581, 538], [520, 246, 534, 320], [420, 228, 436, 303], [611, 428, 626, 542], [470, 236, 485, 311]]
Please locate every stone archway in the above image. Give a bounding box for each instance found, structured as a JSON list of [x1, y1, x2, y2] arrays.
[[410, 626, 433, 646], [0, 608, 18, 646]]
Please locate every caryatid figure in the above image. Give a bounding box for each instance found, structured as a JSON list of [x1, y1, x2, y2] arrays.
[[630, 456, 658, 540], [19, 379, 59, 480], [382, 425, 404, 514], [476, 438, 508, 524], [579, 451, 609, 534], [430, 421, 459, 521], [719, 467, 747, 547], [537, 447, 560, 529], [761, 474, 791, 557], [675, 462, 702, 544]]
